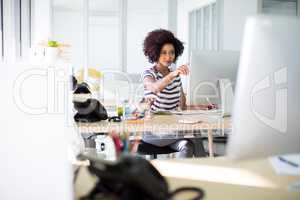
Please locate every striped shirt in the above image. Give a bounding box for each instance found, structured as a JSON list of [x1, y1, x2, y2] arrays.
[[142, 66, 182, 112]]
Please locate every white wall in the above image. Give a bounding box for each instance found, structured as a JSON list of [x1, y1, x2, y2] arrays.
[[222, 0, 259, 50], [178, 0, 299, 53], [177, 0, 216, 64], [177, 0, 259, 57], [222, 0, 300, 50], [176, 0, 216, 91]]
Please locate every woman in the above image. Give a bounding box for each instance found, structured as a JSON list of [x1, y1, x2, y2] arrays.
[[141, 29, 193, 158]]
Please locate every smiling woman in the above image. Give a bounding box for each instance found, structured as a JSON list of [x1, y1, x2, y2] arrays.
[[142, 29, 187, 112], [138, 29, 201, 158]]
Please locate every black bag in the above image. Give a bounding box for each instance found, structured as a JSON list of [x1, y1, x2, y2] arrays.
[[74, 82, 91, 94], [78, 155, 205, 200], [74, 98, 108, 122]]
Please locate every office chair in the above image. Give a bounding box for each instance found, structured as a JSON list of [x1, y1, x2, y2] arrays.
[[75, 68, 102, 92], [137, 141, 177, 159], [137, 138, 207, 159]]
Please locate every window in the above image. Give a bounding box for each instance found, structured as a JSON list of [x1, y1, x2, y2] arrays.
[[261, 0, 298, 16], [188, 1, 219, 55], [52, 1, 85, 68], [53, 0, 120, 70], [88, 0, 120, 70], [53, 0, 170, 73], [0, 0, 32, 62], [87, 0, 169, 73]]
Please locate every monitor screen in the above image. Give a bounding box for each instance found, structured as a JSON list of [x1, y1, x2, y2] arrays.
[[227, 15, 300, 159]]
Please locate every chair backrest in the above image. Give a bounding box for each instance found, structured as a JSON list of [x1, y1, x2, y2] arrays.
[[137, 141, 176, 155]]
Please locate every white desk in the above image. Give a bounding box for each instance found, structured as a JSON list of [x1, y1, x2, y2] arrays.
[[75, 157, 300, 200], [77, 114, 231, 157], [152, 157, 300, 200]]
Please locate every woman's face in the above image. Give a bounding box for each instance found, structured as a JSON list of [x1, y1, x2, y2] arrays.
[[158, 43, 175, 67]]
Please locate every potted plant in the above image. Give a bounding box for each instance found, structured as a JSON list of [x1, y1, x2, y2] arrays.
[[45, 40, 60, 62]]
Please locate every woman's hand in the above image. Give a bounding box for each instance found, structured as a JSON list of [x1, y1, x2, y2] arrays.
[[144, 64, 190, 94], [172, 64, 190, 76], [145, 96, 156, 105]]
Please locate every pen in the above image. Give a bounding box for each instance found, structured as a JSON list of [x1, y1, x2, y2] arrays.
[[278, 156, 299, 167], [205, 97, 211, 105]]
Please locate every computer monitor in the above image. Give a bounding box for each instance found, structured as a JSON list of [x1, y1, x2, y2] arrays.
[[187, 50, 240, 108], [227, 15, 300, 159]]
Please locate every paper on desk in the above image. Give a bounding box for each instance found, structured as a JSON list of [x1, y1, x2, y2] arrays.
[[269, 154, 300, 175], [171, 109, 222, 115], [178, 119, 202, 124]]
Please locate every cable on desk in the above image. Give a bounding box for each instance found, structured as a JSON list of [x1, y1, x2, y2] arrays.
[[168, 187, 205, 200]]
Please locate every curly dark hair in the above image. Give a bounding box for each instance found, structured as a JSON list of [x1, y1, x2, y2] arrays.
[[143, 29, 184, 64]]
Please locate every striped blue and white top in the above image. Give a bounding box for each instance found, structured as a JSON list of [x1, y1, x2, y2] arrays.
[[142, 66, 182, 112]]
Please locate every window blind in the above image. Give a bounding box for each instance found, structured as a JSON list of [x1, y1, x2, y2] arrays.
[[262, 0, 297, 16]]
